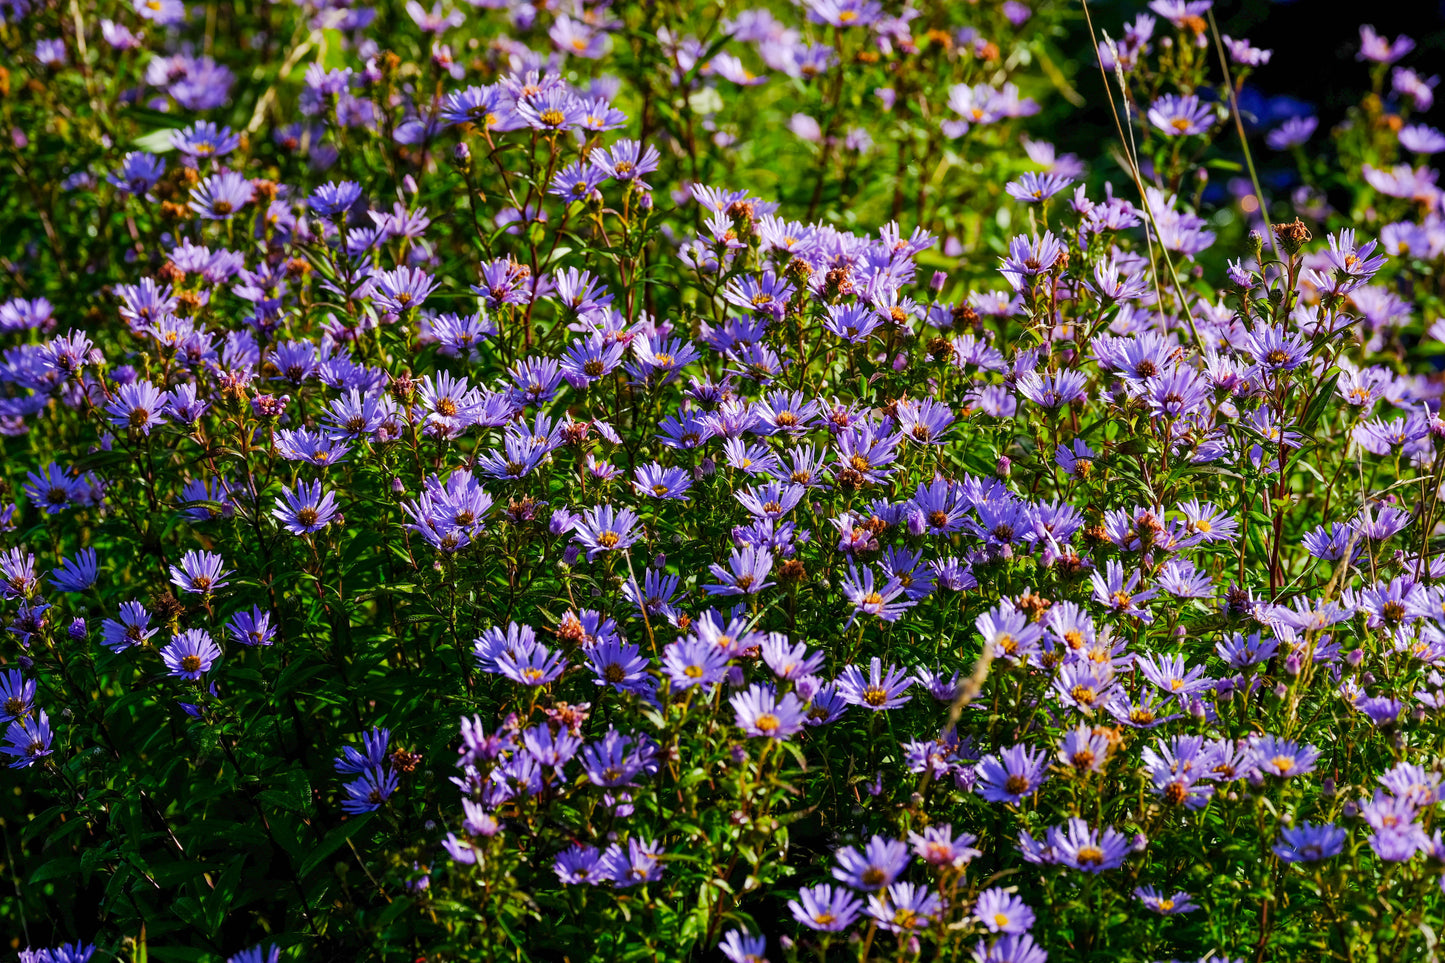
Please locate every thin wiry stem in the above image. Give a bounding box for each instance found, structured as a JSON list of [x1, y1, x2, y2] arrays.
[[1079, 0, 1202, 351], [1206, 7, 1283, 263]]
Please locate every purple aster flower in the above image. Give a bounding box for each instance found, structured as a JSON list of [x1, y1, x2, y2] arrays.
[[554, 844, 606, 884], [372, 266, 439, 315], [1267, 115, 1317, 150], [908, 825, 981, 868], [308, 180, 363, 217], [1242, 324, 1309, 371], [50, 549, 97, 593], [1, 710, 52, 769], [705, 545, 775, 596], [1134, 886, 1198, 914], [867, 881, 940, 933], [1148, 93, 1215, 136], [633, 463, 692, 501], [169, 550, 231, 596], [105, 380, 169, 434], [1057, 725, 1112, 773], [497, 642, 567, 686], [1358, 24, 1414, 64], [272, 479, 340, 535], [189, 170, 254, 220], [718, 929, 766, 963], [661, 637, 730, 690], [974, 887, 1035, 933], [108, 152, 166, 195], [1005, 171, 1074, 203], [0, 670, 36, 725], [973, 934, 1048, 963], [24, 463, 81, 515], [160, 628, 222, 680], [571, 505, 642, 561], [593, 140, 661, 183], [341, 766, 399, 814], [999, 231, 1065, 290], [334, 728, 390, 775], [730, 683, 806, 739], [585, 639, 651, 693], [549, 160, 609, 202], [1090, 560, 1158, 621], [1272, 822, 1346, 862], [840, 563, 916, 626], [602, 837, 664, 887], [894, 398, 954, 445], [789, 883, 863, 931], [1399, 124, 1445, 154], [832, 835, 910, 891], [227, 606, 275, 647], [975, 743, 1050, 804], [836, 657, 913, 710], [100, 601, 155, 653], [170, 121, 240, 162], [1047, 818, 1131, 873], [1249, 734, 1319, 778]]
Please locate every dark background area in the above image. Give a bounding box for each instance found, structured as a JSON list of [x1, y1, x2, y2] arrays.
[[1042, 0, 1445, 229]]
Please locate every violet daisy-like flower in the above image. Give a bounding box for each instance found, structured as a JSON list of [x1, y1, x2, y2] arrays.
[[1242, 324, 1309, 371], [586, 638, 651, 693], [999, 230, 1065, 290], [169, 549, 231, 596], [160, 628, 222, 680], [1273, 822, 1347, 862], [662, 637, 732, 690], [1, 710, 53, 769], [832, 835, 910, 891], [273, 479, 340, 535], [601, 837, 665, 888], [908, 825, 981, 868], [836, 657, 913, 711], [109, 152, 166, 195], [975, 743, 1050, 804], [0, 670, 36, 725], [554, 844, 606, 885], [1135, 886, 1198, 914], [974, 887, 1036, 933], [1147, 93, 1215, 137], [973, 934, 1048, 963], [593, 139, 661, 182], [718, 929, 766, 963], [570, 504, 642, 561], [1017, 369, 1090, 409], [50, 548, 98, 593], [1005, 171, 1073, 203], [730, 683, 806, 740], [105, 381, 169, 435], [633, 463, 692, 501], [1090, 560, 1158, 621], [341, 767, 399, 815], [497, 643, 567, 687], [894, 398, 955, 445], [100, 601, 155, 653], [1249, 734, 1319, 778], [1047, 818, 1132, 873], [1057, 725, 1112, 774], [789, 883, 863, 931], [867, 881, 940, 933], [372, 265, 439, 315], [189, 170, 254, 219], [227, 606, 276, 647], [170, 120, 240, 162], [840, 564, 916, 626], [705, 545, 775, 597]]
